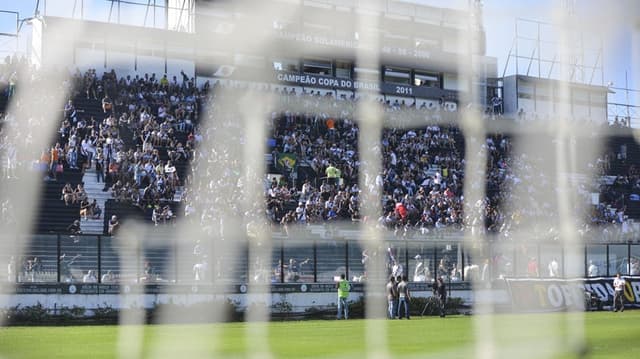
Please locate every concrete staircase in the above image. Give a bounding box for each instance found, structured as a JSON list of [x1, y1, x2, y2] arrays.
[[80, 165, 111, 234], [73, 95, 186, 233], [80, 165, 186, 234]]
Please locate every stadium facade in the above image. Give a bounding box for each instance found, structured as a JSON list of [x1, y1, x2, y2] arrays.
[[2, 0, 639, 314], [33, 0, 496, 107]]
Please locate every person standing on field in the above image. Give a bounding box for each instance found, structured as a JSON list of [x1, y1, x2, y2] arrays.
[[336, 273, 350, 319], [386, 276, 397, 319], [612, 272, 626, 312], [397, 275, 411, 319], [434, 276, 447, 317]]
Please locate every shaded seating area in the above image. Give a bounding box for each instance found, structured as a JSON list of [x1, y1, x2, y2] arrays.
[[103, 199, 182, 235], [35, 170, 85, 233]]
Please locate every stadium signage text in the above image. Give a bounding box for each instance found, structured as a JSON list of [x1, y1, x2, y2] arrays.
[[274, 31, 431, 60], [275, 71, 430, 98], [505, 277, 640, 312], [275, 72, 380, 92], [276, 30, 359, 50]]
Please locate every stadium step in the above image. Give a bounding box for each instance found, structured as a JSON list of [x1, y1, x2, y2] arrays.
[[81, 218, 104, 234], [80, 167, 112, 234]]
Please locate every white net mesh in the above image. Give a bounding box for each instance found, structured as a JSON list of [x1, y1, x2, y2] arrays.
[[0, 1, 639, 358]]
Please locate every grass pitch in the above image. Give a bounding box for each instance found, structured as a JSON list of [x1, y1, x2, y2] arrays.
[[0, 311, 638, 358]]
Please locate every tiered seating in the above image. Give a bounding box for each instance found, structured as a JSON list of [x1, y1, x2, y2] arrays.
[[72, 97, 104, 123], [103, 199, 182, 235], [34, 170, 84, 233], [604, 135, 640, 176]]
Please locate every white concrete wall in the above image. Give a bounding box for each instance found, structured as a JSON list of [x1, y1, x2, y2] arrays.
[[0, 290, 476, 312], [75, 47, 105, 72]]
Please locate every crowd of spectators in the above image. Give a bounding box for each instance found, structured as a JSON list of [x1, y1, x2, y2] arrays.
[[0, 53, 638, 242], [6, 67, 207, 229], [84, 69, 202, 216], [257, 88, 639, 243]]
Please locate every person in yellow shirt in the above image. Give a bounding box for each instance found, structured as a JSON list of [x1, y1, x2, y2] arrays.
[[160, 74, 169, 88], [336, 273, 350, 319], [325, 163, 341, 187]]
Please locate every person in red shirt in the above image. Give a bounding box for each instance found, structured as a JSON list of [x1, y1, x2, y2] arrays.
[[394, 202, 408, 223]]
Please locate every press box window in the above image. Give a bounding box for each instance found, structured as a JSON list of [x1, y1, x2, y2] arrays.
[[383, 67, 410, 85], [303, 59, 332, 76], [273, 58, 299, 72], [414, 71, 440, 88], [335, 61, 352, 79]]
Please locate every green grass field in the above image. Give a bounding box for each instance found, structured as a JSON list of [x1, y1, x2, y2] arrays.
[[0, 311, 639, 358]]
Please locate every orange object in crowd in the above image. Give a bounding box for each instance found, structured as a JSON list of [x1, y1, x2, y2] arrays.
[[41, 151, 51, 164], [326, 118, 335, 129]]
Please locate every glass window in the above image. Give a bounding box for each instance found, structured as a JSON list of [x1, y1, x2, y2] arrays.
[[383, 67, 410, 85], [386, 242, 408, 280], [435, 243, 461, 282], [0, 235, 17, 283], [273, 58, 299, 73], [335, 61, 352, 79], [586, 244, 607, 277], [176, 235, 212, 284], [315, 240, 346, 282], [213, 241, 248, 284], [141, 243, 174, 283], [518, 80, 534, 97], [303, 59, 332, 76], [630, 245, 640, 276], [629, 244, 640, 275], [407, 242, 436, 283], [348, 241, 367, 282], [354, 67, 380, 82], [414, 71, 440, 88], [355, 244, 391, 283], [60, 235, 98, 283], [608, 244, 629, 276], [101, 236, 137, 284], [271, 245, 285, 283], [248, 248, 273, 285], [563, 245, 585, 278], [462, 245, 490, 282], [490, 243, 515, 279], [18, 234, 59, 283], [539, 245, 562, 278], [515, 244, 539, 278], [283, 241, 315, 283]]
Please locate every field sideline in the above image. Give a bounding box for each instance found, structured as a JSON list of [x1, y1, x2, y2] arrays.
[[0, 311, 639, 358]]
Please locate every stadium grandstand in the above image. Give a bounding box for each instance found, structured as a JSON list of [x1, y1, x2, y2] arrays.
[[0, 1, 640, 356]]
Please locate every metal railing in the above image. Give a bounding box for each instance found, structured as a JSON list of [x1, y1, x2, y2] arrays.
[[3, 233, 640, 286], [41, 0, 194, 32]]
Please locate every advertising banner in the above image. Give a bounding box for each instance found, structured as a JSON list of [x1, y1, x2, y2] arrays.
[[505, 277, 640, 312], [4, 281, 471, 295]]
